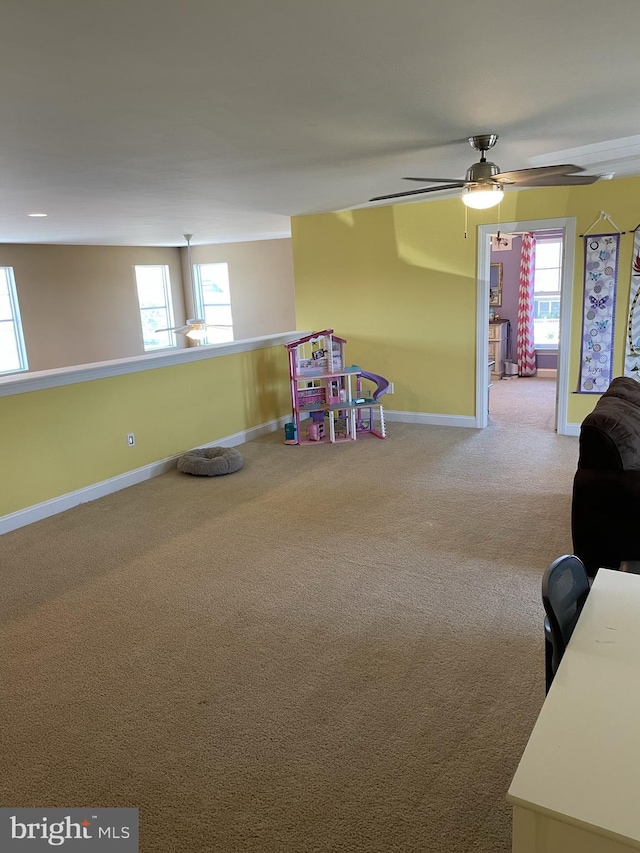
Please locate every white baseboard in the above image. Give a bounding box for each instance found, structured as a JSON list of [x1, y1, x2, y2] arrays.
[[537, 368, 558, 378], [1, 410, 482, 535], [384, 409, 477, 428], [0, 416, 289, 535], [563, 422, 581, 437]]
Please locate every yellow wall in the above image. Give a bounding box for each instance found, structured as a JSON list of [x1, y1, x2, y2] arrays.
[[291, 176, 640, 424], [1, 344, 291, 517]]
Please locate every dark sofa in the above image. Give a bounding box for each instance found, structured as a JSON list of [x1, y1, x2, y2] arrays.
[[572, 376, 640, 577]]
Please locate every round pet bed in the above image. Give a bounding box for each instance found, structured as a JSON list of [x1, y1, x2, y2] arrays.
[[177, 446, 243, 476]]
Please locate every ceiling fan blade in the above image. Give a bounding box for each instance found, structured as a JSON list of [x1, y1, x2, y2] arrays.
[[155, 322, 230, 336], [403, 177, 466, 184], [502, 173, 600, 188], [494, 164, 586, 184], [370, 183, 464, 202], [155, 325, 189, 333]]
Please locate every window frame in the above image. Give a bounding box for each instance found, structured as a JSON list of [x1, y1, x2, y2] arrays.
[[192, 262, 234, 344], [134, 264, 177, 352], [0, 266, 29, 374], [533, 237, 563, 351]]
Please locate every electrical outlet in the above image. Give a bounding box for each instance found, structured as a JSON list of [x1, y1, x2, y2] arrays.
[[127, 433, 135, 447], [387, 382, 394, 394]]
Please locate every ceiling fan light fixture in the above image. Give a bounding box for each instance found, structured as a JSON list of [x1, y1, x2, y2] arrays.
[[185, 326, 209, 341], [461, 183, 504, 210]]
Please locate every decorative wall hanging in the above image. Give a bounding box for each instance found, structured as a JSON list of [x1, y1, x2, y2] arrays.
[[624, 229, 640, 381], [578, 233, 620, 392]]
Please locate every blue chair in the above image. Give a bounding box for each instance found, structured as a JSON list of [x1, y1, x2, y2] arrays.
[[542, 555, 590, 693]]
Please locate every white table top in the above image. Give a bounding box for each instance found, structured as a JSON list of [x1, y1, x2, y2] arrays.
[[508, 568, 640, 847]]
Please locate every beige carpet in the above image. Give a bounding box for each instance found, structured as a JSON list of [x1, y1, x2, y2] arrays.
[[489, 374, 557, 431], [0, 412, 579, 852]]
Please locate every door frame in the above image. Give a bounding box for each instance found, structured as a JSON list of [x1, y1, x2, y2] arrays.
[[475, 217, 576, 434]]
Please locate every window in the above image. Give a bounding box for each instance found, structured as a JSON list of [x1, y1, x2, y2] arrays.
[[0, 267, 28, 374], [134, 265, 176, 351], [193, 263, 234, 343], [533, 238, 563, 349]]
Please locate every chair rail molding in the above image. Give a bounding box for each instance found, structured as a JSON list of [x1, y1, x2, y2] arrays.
[[0, 330, 305, 398]]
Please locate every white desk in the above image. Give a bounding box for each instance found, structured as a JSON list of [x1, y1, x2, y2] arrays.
[[508, 568, 640, 852]]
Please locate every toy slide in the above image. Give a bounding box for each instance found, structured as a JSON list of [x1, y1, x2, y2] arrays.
[[360, 370, 390, 401]]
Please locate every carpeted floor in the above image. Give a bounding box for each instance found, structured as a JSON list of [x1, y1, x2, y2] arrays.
[[0, 400, 578, 852], [489, 374, 557, 431]]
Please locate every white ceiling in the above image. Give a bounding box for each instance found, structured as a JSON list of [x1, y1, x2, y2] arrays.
[[2, 0, 640, 247]]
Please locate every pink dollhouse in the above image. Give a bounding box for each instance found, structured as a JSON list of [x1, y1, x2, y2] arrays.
[[285, 330, 389, 445]]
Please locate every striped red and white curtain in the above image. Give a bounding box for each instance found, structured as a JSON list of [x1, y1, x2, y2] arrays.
[[516, 233, 537, 376]]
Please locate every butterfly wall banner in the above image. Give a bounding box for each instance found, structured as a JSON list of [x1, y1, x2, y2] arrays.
[[624, 230, 640, 381], [578, 233, 620, 393]]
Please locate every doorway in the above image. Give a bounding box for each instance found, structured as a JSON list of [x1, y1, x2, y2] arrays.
[[475, 217, 577, 434]]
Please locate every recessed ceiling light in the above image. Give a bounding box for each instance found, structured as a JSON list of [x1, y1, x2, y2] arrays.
[[28, 212, 47, 217]]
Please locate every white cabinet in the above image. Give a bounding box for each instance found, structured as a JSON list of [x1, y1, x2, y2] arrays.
[[488, 321, 508, 379]]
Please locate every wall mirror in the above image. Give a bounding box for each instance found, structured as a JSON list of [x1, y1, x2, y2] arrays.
[[489, 262, 503, 307]]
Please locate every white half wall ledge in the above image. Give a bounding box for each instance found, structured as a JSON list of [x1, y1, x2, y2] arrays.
[[0, 330, 307, 398]]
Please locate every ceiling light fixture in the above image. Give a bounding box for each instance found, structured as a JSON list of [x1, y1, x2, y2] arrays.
[[28, 212, 48, 217], [461, 183, 504, 210], [185, 325, 209, 341], [371, 134, 600, 208]]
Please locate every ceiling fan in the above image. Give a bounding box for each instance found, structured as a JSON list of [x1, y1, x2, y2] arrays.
[[156, 319, 223, 340], [370, 134, 601, 209], [155, 235, 227, 341]]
